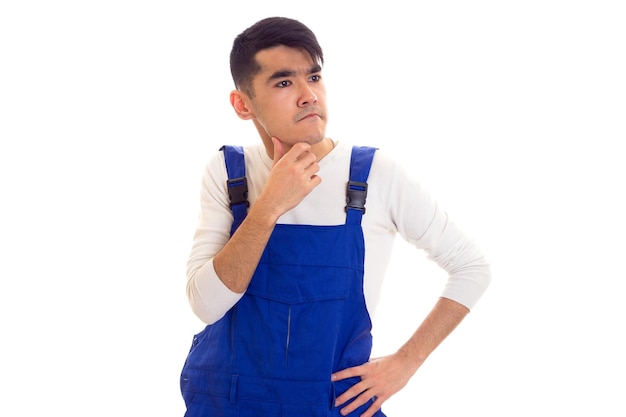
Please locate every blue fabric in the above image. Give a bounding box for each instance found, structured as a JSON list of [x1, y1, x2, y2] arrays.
[[346, 146, 377, 225], [181, 146, 384, 416], [221, 145, 248, 236]]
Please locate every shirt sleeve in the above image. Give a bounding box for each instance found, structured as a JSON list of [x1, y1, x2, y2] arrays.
[[185, 152, 244, 324], [372, 150, 491, 310], [417, 207, 491, 310]]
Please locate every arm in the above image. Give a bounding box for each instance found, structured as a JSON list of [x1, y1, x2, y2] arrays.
[[332, 297, 469, 416], [397, 296, 469, 370], [214, 139, 321, 292], [186, 139, 321, 323], [332, 150, 491, 416]]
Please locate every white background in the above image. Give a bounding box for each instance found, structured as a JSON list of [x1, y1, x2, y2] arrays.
[[1, 1, 625, 416]]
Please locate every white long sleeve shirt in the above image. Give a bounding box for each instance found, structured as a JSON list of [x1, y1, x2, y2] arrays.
[[186, 141, 491, 325]]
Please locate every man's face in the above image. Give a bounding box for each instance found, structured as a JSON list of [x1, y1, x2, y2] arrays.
[[246, 45, 328, 146]]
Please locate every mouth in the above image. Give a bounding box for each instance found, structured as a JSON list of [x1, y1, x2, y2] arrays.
[[297, 112, 322, 122]]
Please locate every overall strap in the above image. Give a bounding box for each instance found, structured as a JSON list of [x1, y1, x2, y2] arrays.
[[345, 146, 377, 225], [220, 145, 249, 236]]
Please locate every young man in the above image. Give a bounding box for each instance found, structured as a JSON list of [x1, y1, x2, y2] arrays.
[[180, 16, 491, 417]]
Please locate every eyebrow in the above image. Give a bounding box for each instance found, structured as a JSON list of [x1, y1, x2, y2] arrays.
[[266, 64, 322, 85]]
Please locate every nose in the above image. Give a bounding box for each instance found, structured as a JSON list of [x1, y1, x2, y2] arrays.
[[298, 84, 318, 107]]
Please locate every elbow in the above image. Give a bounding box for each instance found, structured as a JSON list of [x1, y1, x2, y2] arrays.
[[443, 258, 492, 311], [185, 262, 242, 325], [186, 272, 220, 325]]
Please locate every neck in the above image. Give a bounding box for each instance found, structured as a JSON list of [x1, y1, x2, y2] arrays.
[[311, 137, 335, 161]]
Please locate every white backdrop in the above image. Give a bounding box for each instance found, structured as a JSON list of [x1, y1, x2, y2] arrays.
[[1, 1, 625, 416]]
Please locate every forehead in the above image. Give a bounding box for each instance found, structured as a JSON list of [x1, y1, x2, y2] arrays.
[[254, 45, 320, 78]]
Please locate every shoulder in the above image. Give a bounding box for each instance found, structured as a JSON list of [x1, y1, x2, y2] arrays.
[[204, 143, 269, 171], [326, 141, 414, 185], [368, 146, 414, 185]]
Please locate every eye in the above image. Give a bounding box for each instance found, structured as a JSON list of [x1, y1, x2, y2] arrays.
[[276, 80, 292, 88], [309, 74, 321, 82]]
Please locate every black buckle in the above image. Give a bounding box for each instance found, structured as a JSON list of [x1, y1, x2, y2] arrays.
[[227, 177, 249, 207], [345, 181, 368, 213]]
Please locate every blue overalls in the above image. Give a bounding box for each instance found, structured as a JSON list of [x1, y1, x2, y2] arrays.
[[180, 145, 386, 417]]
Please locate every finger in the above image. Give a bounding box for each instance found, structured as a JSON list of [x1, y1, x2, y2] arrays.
[[338, 390, 375, 416], [271, 137, 284, 164], [334, 380, 366, 407], [286, 142, 314, 163], [331, 363, 362, 382], [303, 156, 320, 176], [349, 402, 382, 417], [361, 397, 385, 417]]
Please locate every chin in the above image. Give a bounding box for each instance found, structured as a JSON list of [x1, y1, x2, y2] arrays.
[[307, 135, 326, 145], [305, 128, 327, 143], [275, 126, 326, 145], [282, 134, 324, 145]]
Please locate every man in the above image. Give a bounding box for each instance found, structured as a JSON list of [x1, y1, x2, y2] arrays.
[[180, 16, 491, 417]]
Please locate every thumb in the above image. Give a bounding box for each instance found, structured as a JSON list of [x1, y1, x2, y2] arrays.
[[271, 137, 285, 165]]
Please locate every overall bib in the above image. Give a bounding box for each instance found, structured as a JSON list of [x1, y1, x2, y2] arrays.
[[181, 145, 385, 417]]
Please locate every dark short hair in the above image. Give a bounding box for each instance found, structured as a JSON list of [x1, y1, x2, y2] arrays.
[[230, 17, 324, 97]]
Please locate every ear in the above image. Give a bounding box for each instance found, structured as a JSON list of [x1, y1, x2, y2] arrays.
[[230, 90, 255, 120]]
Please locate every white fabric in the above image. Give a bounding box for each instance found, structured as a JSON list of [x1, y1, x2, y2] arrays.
[[186, 141, 491, 324]]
